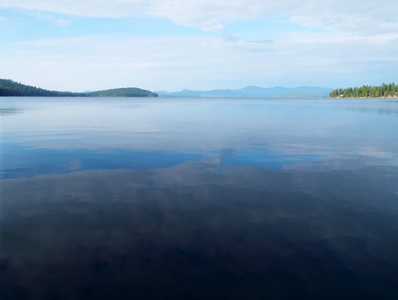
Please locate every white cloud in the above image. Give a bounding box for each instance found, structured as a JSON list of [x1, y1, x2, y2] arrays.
[[0, 0, 146, 18], [31, 12, 72, 26], [1, 0, 397, 35], [0, 16, 10, 23]]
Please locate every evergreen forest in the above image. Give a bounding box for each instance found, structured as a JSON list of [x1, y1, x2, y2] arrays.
[[330, 83, 397, 98], [0, 79, 158, 97]]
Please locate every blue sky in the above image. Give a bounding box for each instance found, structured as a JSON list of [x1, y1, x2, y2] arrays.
[[0, 1, 397, 92]]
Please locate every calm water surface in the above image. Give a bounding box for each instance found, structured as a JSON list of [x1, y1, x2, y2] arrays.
[[1, 97, 398, 299]]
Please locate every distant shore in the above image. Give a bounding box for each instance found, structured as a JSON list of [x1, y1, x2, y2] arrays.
[[0, 79, 158, 97], [329, 83, 397, 98], [331, 95, 398, 99]]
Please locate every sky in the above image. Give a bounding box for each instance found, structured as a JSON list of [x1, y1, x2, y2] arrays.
[[0, 0, 397, 92]]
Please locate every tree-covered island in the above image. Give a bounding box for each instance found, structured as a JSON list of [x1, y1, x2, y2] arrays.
[[0, 79, 158, 97], [330, 83, 397, 98]]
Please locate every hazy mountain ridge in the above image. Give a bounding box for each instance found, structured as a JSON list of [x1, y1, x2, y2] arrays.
[[0, 79, 158, 97], [157, 86, 333, 98]]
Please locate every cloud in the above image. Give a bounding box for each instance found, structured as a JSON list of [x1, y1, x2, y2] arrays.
[[0, 0, 146, 18], [0, 16, 10, 23], [43, 16, 71, 26], [31, 11, 72, 26], [1, 0, 397, 35]]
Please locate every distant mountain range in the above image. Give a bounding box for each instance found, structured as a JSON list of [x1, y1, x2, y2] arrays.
[[0, 79, 158, 97], [157, 86, 333, 98]]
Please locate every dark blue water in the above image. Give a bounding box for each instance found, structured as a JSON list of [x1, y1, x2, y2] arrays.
[[1, 98, 398, 299]]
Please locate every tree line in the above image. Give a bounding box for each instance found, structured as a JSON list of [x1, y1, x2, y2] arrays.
[[330, 83, 397, 98], [0, 79, 158, 97], [88, 87, 158, 97]]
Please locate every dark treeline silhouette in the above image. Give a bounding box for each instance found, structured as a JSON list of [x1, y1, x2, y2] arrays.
[[0, 79, 82, 97], [330, 83, 397, 98], [0, 79, 158, 97]]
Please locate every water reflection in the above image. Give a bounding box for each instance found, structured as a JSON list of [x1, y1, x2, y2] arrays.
[[1, 145, 206, 178], [1, 98, 398, 299], [334, 106, 398, 115], [2, 162, 398, 299], [1, 144, 321, 179], [0, 108, 23, 116]]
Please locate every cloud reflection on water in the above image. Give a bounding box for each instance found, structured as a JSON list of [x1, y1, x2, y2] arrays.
[[1, 98, 398, 299], [2, 160, 398, 299]]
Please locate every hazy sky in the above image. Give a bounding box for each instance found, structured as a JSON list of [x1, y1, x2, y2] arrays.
[[0, 0, 397, 92]]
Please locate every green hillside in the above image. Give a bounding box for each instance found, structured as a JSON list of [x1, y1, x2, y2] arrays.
[[86, 87, 157, 97], [0, 79, 82, 97], [0, 79, 158, 97]]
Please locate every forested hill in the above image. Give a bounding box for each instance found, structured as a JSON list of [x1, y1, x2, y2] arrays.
[[0, 79, 82, 97], [330, 83, 397, 98], [86, 88, 157, 97], [0, 79, 158, 97]]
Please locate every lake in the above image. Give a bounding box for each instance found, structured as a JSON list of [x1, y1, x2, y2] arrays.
[[1, 97, 398, 299]]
